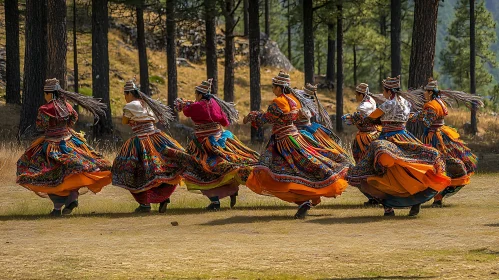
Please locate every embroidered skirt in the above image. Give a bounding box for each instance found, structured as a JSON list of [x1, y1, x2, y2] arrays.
[[246, 125, 351, 205], [16, 131, 112, 197], [112, 128, 190, 203], [182, 129, 259, 199], [347, 128, 451, 207], [422, 125, 477, 197], [351, 127, 381, 164]]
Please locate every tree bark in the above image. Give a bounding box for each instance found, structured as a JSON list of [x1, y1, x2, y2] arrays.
[[249, 0, 263, 142], [336, 3, 343, 133], [136, 0, 150, 95], [303, 0, 314, 84], [73, 0, 79, 93], [47, 0, 67, 88], [287, 0, 291, 62], [390, 0, 402, 77], [326, 23, 335, 86], [470, 0, 477, 135], [223, 0, 235, 102], [408, 0, 439, 89], [353, 44, 357, 86], [4, 0, 21, 104], [243, 0, 249, 36], [167, 0, 178, 119], [19, 0, 47, 137], [92, 0, 113, 136], [205, 0, 218, 95], [264, 0, 270, 36]]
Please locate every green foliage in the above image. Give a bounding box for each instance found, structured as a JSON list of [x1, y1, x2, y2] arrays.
[[79, 87, 93, 97], [440, 0, 497, 106], [149, 75, 165, 85]]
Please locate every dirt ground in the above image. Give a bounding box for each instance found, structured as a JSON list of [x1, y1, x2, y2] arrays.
[[0, 174, 498, 280]]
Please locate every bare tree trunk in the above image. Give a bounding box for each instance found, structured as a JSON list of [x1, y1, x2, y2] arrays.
[[205, 0, 218, 95], [243, 0, 249, 36], [19, 0, 47, 137], [287, 0, 291, 61], [353, 44, 357, 86], [136, 0, 150, 95], [4, 0, 21, 104], [223, 0, 236, 102], [470, 0, 477, 135], [264, 0, 270, 36], [303, 0, 314, 84], [249, 0, 262, 142], [167, 0, 178, 119], [92, 0, 113, 136], [390, 0, 402, 77], [73, 0, 78, 93], [408, 0, 439, 89], [326, 23, 335, 86], [336, 2, 343, 133], [47, 0, 67, 88]]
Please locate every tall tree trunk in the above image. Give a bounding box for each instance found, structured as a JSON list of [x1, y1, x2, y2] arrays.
[[205, 0, 218, 95], [73, 0, 78, 93], [336, 3, 343, 133], [47, 0, 67, 88], [264, 0, 270, 36], [4, 0, 21, 104], [470, 0, 477, 135], [19, 0, 47, 137], [390, 0, 402, 77], [408, 0, 439, 89], [249, 0, 262, 142], [223, 0, 235, 102], [303, 0, 314, 84], [353, 44, 357, 86], [167, 0, 178, 119], [326, 23, 335, 87], [379, 12, 387, 88], [287, 0, 291, 61], [92, 0, 113, 136], [243, 0, 249, 36], [136, 0, 150, 95]]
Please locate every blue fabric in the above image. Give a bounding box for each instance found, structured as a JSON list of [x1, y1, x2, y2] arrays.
[[381, 188, 438, 208], [208, 130, 235, 149]]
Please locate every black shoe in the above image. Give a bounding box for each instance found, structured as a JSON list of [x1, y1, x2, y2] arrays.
[[363, 199, 379, 207], [134, 205, 151, 213], [49, 209, 62, 217], [159, 198, 170, 213], [62, 200, 79, 215], [409, 204, 421, 216], [206, 202, 221, 211], [294, 202, 311, 219], [431, 200, 443, 208], [384, 210, 395, 217], [230, 194, 237, 208]]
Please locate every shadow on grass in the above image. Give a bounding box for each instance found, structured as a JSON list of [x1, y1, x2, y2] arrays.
[[320, 276, 434, 280], [485, 223, 499, 227], [307, 215, 418, 225], [200, 215, 293, 226]]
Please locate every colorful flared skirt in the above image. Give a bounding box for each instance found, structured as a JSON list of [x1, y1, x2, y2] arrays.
[[246, 128, 352, 205], [182, 130, 259, 199], [16, 132, 112, 197], [422, 125, 477, 197], [352, 129, 381, 164], [112, 131, 190, 202], [347, 129, 451, 208]]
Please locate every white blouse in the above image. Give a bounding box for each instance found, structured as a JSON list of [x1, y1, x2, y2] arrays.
[[123, 100, 157, 122], [357, 95, 377, 117], [377, 96, 411, 122]]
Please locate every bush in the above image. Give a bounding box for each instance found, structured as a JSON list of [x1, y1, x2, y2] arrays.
[[149, 75, 165, 85], [79, 87, 93, 97]]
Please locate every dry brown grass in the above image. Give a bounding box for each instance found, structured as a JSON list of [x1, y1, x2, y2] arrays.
[[0, 143, 499, 279]]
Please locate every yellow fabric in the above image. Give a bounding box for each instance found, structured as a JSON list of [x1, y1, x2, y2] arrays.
[[424, 100, 446, 117], [272, 94, 302, 113], [369, 108, 384, 119]]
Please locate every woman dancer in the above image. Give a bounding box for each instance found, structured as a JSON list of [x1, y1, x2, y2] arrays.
[[409, 78, 482, 207], [347, 76, 451, 216], [243, 71, 351, 219], [17, 78, 112, 216], [342, 83, 382, 206], [175, 79, 259, 210], [112, 80, 191, 213]]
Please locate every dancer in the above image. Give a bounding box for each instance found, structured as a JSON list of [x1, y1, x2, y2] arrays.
[[347, 76, 451, 216], [294, 83, 351, 161], [175, 79, 259, 210], [112, 80, 190, 213], [409, 78, 482, 207], [16, 78, 112, 216], [342, 83, 382, 206], [243, 71, 351, 219]]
